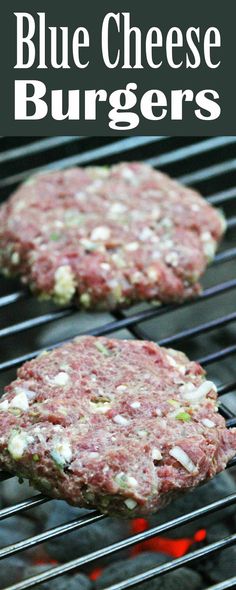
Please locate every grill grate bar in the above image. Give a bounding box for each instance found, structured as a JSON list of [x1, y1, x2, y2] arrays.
[[212, 247, 236, 265], [0, 136, 235, 590], [207, 186, 236, 205], [1, 138, 236, 191], [218, 382, 236, 396], [206, 576, 236, 590], [2, 496, 236, 590], [158, 312, 236, 347], [178, 158, 236, 184], [0, 494, 49, 521], [146, 136, 236, 168], [0, 493, 235, 565], [0, 307, 73, 340], [226, 216, 236, 229], [198, 344, 236, 366], [0, 511, 105, 560], [0, 136, 166, 189], [0, 291, 27, 308], [104, 276, 236, 333], [97, 535, 236, 590], [219, 404, 234, 421], [1, 278, 236, 373], [228, 457, 236, 468], [226, 417, 236, 428], [0, 137, 84, 164]]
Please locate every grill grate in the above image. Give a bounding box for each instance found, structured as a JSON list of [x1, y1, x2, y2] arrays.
[[0, 135, 236, 590]]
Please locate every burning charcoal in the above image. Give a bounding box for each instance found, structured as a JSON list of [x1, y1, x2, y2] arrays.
[[0, 556, 25, 588], [46, 573, 92, 590], [0, 515, 37, 557], [206, 523, 231, 543], [0, 476, 55, 527], [197, 523, 236, 583], [200, 546, 236, 583], [0, 477, 56, 526], [22, 565, 92, 590], [211, 547, 236, 583], [26, 498, 55, 525], [95, 552, 203, 590], [148, 472, 236, 539], [0, 476, 37, 507], [45, 501, 130, 566]]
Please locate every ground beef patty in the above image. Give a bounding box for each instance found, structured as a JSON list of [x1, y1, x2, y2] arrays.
[[0, 336, 235, 517], [0, 162, 225, 309]]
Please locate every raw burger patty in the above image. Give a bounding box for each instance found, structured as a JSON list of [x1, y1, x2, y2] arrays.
[[0, 162, 225, 309], [0, 336, 235, 517]]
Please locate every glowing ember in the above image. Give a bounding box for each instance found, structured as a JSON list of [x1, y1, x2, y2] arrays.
[[130, 519, 207, 558], [89, 567, 104, 581], [40, 517, 207, 581], [33, 558, 58, 566], [88, 521, 207, 580]]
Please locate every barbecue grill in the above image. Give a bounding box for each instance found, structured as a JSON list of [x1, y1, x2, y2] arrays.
[[0, 136, 236, 590]]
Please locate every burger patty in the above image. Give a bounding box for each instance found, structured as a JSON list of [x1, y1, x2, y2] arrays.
[[0, 162, 225, 309], [0, 336, 235, 517]]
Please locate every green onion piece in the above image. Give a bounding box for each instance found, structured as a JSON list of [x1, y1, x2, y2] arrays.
[[50, 233, 60, 241], [114, 473, 128, 489], [175, 412, 191, 422], [95, 341, 110, 356]]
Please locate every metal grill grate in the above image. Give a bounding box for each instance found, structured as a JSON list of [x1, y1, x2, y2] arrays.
[[0, 136, 236, 590]]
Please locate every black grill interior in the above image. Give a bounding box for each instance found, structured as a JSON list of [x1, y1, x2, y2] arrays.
[[0, 136, 236, 590]]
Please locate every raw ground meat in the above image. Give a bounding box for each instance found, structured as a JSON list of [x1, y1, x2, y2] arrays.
[[0, 336, 235, 517], [0, 162, 225, 309]]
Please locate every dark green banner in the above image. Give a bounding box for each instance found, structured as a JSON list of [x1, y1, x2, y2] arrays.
[[0, 0, 234, 135]]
